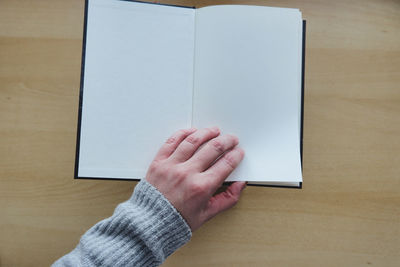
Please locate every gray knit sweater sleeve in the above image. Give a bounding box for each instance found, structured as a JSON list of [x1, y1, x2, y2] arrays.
[[52, 180, 192, 267]]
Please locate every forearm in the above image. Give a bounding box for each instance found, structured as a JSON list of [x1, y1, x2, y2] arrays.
[[53, 180, 192, 267]]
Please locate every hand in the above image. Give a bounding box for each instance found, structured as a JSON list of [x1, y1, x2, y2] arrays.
[[145, 127, 246, 231]]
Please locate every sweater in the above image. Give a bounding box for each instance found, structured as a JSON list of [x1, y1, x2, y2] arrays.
[[52, 180, 192, 267]]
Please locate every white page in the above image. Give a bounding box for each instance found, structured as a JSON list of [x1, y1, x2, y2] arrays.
[[78, 0, 195, 178], [193, 5, 303, 182]]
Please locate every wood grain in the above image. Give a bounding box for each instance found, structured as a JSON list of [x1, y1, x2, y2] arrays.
[[1, 0, 399, 266]]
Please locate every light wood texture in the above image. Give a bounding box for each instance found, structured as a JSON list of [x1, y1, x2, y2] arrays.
[[1, 0, 399, 266]]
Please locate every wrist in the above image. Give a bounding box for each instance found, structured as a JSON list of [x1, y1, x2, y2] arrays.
[[129, 179, 192, 261]]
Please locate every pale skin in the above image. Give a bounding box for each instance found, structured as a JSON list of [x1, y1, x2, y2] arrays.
[[146, 127, 246, 231]]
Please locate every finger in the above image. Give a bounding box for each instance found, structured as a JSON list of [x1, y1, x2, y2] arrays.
[[153, 128, 197, 160], [203, 147, 244, 188], [187, 134, 239, 172], [205, 181, 246, 220], [170, 127, 220, 162]]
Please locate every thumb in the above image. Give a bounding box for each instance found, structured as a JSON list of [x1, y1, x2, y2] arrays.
[[205, 181, 246, 220]]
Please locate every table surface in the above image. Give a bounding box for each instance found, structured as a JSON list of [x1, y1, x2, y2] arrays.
[[1, 0, 399, 266]]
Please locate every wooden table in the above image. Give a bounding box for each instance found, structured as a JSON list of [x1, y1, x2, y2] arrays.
[[1, 0, 399, 266]]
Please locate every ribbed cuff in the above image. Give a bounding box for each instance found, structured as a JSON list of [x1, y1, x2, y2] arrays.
[[57, 180, 193, 267], [129, 179, 192, 261]]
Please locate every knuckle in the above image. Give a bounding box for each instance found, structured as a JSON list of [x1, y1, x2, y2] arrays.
[[210, 139, 225, 153], [165, 136, 176, 144], [224, 189, 239, 204], [208, 127, 219, 135], [178, 129, 188, 136], [173, 166, 189, 180], [167, 130, 185, 144], [228, 134, 239, 144], [222, 154, 236, 169], [206, 127, 218, 137], [189, 181, 207, 196], [148, 160, 160, 174], [166, 129, 186, 144], [147, 161, 171, 181], [231, 192, 240, 203], [186, 134, 199, 145], [206, 170, 217, 179], [155, 164, 168, 177]]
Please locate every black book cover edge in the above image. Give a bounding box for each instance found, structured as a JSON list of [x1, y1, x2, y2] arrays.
[[74, 0, 306, 189]]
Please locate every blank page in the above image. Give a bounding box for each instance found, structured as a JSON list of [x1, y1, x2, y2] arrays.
[[193, 5, 303, 182], [78, 0, 195, 178]]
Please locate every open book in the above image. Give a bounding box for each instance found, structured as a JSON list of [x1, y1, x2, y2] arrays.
[[75, 0, 305, 188]]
